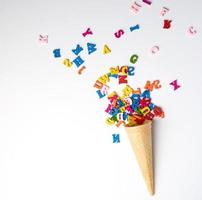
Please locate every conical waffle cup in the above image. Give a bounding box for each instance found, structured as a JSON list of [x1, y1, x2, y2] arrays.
[[125, 120, 154, 195]]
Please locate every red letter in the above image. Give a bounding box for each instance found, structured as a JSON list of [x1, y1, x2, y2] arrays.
[[114, 29, 125, 38]]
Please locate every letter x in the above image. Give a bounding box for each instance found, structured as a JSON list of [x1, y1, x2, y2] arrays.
[[169, 79, 181, 90]]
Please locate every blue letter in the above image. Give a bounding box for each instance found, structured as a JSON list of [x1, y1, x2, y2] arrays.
[[112, 134, 120, 143]]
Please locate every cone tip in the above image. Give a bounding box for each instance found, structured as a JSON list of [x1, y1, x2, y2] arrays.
[[149, 187, 154, 196]]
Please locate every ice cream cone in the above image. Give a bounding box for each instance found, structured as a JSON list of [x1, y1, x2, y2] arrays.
[[125, 120, 154, 195]]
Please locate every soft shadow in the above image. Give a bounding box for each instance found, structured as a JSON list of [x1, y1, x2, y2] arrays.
[[152, 120, 159, 195]]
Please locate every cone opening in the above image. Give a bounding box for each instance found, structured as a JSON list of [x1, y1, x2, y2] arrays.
[[125, 120, 152, 129]]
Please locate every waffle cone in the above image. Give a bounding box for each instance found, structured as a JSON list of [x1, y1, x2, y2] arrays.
[[125, 120, 154, 195]]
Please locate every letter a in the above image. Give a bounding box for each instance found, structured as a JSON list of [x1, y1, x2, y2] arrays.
[[103, 45, 111, 54]]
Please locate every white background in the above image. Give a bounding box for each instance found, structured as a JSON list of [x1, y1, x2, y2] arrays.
[[0, 0, 202, 199]]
